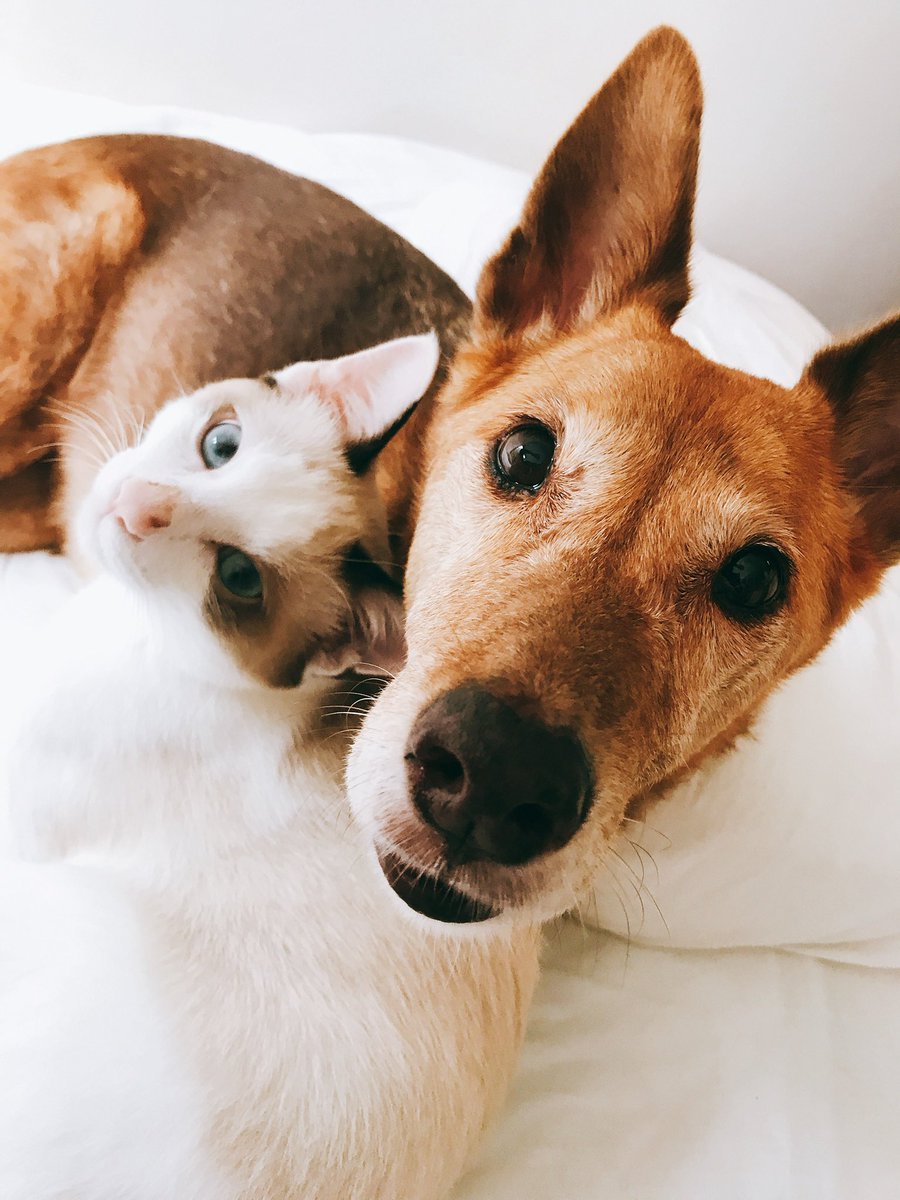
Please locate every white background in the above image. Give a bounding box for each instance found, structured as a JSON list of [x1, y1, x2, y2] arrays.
[[3, 0, 897, 331]]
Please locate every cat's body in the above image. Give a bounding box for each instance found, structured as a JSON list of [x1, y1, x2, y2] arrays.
[[0, 338, 537, 1200]]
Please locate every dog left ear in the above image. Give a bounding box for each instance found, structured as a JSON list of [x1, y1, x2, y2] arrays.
[[805, 314, 900, 563], [474, 27, 702, 340]]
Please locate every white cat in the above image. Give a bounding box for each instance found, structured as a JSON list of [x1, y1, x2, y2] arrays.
[[0, 334, 538, 1200]]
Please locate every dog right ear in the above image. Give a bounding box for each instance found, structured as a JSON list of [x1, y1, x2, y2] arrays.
[[475, 26, 702, 340], [804, 314, 900, 564]]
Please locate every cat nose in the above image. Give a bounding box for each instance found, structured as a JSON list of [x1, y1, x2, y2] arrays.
[[111, 479, 178, 539]]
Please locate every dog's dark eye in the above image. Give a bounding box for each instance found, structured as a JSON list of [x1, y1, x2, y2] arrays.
[[216, 546, 262, 601], [201, 422, 241, 469], [493, 423, 556, 492], [712, 544, 789, 621]]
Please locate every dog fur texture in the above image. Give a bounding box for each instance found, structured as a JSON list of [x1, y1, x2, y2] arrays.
[[349, 27, 900, 922]]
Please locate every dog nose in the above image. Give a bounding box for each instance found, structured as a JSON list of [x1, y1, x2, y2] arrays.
[[111, 479, 178, 538], [405, 685, 593, 866]]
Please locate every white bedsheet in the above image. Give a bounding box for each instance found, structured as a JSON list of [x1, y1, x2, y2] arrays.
[[1, 83, 898, 1200]]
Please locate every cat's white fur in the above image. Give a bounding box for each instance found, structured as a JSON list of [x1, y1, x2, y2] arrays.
[[0, 335, 539, 1200]]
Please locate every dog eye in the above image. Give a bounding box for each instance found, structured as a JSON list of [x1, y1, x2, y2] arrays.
[[201, 422, 241, 469], [493, 423, 556, 492], [712, 544, 789, 621], [216, 546, 263, 602]]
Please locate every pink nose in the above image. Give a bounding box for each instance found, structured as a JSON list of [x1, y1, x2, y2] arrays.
[[111, 479, 178, 539]]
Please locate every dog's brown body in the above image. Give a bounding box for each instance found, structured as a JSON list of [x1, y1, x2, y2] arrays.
[[0, 134, 470, 558], [1, 30, 897, 932]]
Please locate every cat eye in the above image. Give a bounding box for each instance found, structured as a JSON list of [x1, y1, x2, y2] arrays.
[[711, 544, 790, 622], [201, 421, 242, 469], [216, 546, 263, 602], [493, 423, 556, 492]]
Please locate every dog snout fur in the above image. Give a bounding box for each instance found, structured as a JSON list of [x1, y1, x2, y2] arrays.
[[405, 684, 593, 866]]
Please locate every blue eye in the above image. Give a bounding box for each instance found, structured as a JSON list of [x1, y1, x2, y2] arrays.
[[216, 546, 263, 601], [201, 421, 241, 469]]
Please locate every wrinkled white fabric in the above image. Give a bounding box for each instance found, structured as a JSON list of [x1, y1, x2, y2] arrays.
[[1, 83, 897, 1200]]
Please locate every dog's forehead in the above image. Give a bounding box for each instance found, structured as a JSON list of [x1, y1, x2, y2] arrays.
[[552, 350, 809, 566], [442, 317, 802, 485], [420, 319, 819, 579], [542, 324, 788, 432], [449, 311, 796, 437]]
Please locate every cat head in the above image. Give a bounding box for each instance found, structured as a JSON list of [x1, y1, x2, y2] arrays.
[[78, 334, 439, 689]]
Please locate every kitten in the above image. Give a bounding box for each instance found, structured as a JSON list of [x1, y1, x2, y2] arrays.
[[0, 334, 538, 1200]]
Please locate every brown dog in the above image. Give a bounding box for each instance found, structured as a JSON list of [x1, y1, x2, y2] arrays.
[[1, 30, 896, 934], [0, 134, 470, 560], [347, 26, 900, 924]]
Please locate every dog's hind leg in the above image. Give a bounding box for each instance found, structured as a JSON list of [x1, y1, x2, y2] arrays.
[[0, 403, 58, 478], [0, 459, 58, 553], [0, 142, 145, 477]]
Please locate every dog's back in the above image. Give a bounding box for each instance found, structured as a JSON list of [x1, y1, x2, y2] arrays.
[[0, 134, 471, 554]]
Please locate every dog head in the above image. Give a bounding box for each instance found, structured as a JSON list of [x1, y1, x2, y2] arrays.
[[349, 27, 900, 925]]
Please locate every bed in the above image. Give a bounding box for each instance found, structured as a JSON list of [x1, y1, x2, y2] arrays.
[[1, 81, 898, 1200]]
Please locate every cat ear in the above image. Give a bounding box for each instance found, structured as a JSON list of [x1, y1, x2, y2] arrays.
[[273, 333, 440, 472], [323, 333, 440, 473], [307, 548, 407, 678]]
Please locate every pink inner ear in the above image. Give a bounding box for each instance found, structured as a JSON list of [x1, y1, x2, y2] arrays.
[[313, 333, 440, 446], [270, 359, 317, 402]]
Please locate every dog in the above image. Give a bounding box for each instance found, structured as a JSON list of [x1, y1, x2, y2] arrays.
[[0, 133, 470, 562], [347, 26, 900, 925]]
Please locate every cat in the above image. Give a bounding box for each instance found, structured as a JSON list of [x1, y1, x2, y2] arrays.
[[0, 333, 538, 1200]]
